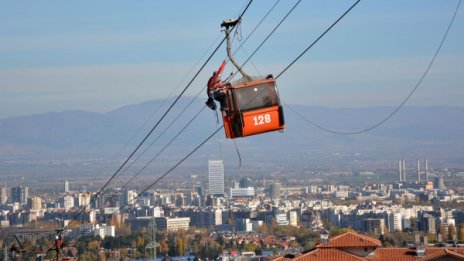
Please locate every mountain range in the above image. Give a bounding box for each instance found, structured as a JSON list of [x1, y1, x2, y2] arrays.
[[1, 98, 463, 170]]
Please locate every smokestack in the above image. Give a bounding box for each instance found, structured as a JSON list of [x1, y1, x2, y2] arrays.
[[402, 159, 406, 182], [424, 159, 429, 182], [416, 160, 421, 183], [398, 160, 403, 182]]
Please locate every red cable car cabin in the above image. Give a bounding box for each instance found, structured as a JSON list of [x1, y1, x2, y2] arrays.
[[222, 75, 285, 139]]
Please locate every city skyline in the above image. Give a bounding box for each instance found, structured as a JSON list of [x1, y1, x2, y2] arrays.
[[1, 1, 463, 260]]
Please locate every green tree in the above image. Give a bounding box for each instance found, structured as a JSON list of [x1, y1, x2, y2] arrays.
[[79, 251, 97, 261], [119, 248, 128, 258], [243, 243, 258, 252], [458, 224, 464, 241], [449, 224, 457, 240], [428, 233, 438, 243], [329, 227, 355, 236], [217, 234, 225, 247], [176, 237, 186, 256], [135, 235, 145, 251], [303, 241, 316, 251], [439, 225, 448, 240], [88, 240, 100, 250]]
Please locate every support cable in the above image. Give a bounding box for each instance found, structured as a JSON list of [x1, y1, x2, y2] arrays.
[[93, 33, 223, 190], [109, 0, 461, 216], [115, 86, 206, 188], [227, 0, 302, 81], [65, 0, 253, 228], [276, 0, 361, 79], [120, 105, 207, 189], [235, 0, 281, 55], [111, 0, 280, 187], [117, 0, 358, 186], [111, 126, 224, 215], [281, 0, 460, 135]]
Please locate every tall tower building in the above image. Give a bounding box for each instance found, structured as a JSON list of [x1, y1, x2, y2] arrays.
[[0, 185, 7, 204], [11, 186, 28, 204], [416, 160, 421, 183], [64, 180, 69, 193], [29, 196, 42, 210], [62, 195, 74, 210], [398, 160, 403, 182], [424, 159, 429, 182], [121, 189, 137, 207], [208, 160, 224, 196], [437, 175, 446, 190], [269, 182, 281, 201], [402, 159, 406, 182], [398, 159, 406, 182], [77, 192, 91, 207]]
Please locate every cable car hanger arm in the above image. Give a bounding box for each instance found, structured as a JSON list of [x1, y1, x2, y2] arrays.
[[221, 18, 251, 81]]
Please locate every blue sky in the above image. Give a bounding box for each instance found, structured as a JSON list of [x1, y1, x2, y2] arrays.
[[1, 0, 463, 119]]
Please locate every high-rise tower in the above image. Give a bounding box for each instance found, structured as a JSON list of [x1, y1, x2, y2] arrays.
[[64, 180, 69, 193], [398, 159, 407, 182], [424, 159, 429, 182], [416, 160, 421, 183], [398, 160, 403, 182], [269, 182, 281, 201], [402, 159, 406, 182], [11, 186, 28, 204], [0, 185, 7, 204], [437, 175, 446, 190], [208, 160, 224, 196]]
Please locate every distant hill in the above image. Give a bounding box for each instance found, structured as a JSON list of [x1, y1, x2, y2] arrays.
[[0, 98, 463, 168]]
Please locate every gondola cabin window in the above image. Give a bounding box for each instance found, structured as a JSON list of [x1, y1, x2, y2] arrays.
[[234, 81, 278, 112]]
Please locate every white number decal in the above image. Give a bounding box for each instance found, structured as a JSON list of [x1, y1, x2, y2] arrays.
[[253, 114, 271, 126]]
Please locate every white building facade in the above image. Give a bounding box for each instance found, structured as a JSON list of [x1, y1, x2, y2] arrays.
[[208, 160, 224, 196]]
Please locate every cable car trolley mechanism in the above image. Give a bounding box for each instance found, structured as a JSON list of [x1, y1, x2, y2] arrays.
[[207, 18, 285, 139]]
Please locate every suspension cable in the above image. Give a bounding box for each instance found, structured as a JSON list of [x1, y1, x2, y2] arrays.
[[110, 0, 282, 188], [282, 0, 461, 135], [111, 126, 224, 215], [65, 0, 254, 228], [234, 0, 281, 58], [120, 105, 207, 189], [114, 86, 207, 188], [104, 0, 461, 218], [227, 0, 302, 82], [66, 35, 224, 228], [94, 33, 224, 192], [276, 0, 361, 79], [107, 0, 285, 191]]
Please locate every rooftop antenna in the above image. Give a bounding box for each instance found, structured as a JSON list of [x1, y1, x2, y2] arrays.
[[221, 18, 251, 81]]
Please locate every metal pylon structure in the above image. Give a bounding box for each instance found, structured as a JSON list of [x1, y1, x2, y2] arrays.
[[145, 217, 159, 261]]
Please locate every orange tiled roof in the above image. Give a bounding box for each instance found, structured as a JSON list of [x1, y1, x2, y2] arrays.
[[365, 247, 464, 261], [367, 248, 419, 261], [275, 232, 464, 261], [291, 248, 366, 261], [318, 232, 382, 248], [421, 248, 464, 261]]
